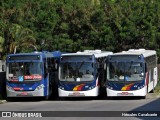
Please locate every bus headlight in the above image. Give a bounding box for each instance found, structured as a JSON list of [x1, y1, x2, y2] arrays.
[[35, 84, 44, 91], [91, 85, 95, 89], [7, 85, 13, 91], [59, 86, 64, 90], [107, 86, 113, 90], [137, 85, 144, 90], [138, 85, 145, 90]]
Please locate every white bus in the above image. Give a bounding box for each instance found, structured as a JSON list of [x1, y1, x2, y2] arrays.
[[58, 50, 113, 97], [106, 49, 158, 98]]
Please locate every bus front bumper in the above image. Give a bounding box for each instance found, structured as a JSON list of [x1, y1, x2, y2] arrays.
[[58, 86, 99, 97], [106, 86, 147, 97], [6, 85, 44, 97]]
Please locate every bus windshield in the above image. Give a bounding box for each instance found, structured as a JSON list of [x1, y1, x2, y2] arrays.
[[59, 62, 94, 82], [107, 62, 144, 81], [8, 62, 42, 78]]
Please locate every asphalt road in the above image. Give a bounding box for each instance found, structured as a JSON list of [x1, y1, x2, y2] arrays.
[[0, 96, 160, 120]]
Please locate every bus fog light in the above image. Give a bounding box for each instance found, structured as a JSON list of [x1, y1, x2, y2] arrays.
[[35, 84, 44, 91]]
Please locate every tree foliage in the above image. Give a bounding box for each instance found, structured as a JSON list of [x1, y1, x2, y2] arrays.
[[0, 0, 160, 62]]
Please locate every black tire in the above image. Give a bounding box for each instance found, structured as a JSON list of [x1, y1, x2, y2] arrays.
[[141, 95, 146, 99], [98, 86, 107, 99]]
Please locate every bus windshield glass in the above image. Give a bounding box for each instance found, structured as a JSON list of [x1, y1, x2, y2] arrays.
[[107, 62, 144, 81], [8, 62, 42, 79], [59, 62, 94, 82]]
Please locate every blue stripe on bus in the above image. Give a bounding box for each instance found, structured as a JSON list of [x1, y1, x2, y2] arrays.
[[6, 81, 41, 91]]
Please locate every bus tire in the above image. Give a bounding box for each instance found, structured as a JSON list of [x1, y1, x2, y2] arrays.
[[141, 95, 146, 99], [150, 89, 154, 93], [44, 95, 50, 100]]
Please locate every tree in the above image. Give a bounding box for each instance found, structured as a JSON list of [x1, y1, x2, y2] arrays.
[[9, 24, 36, 53], [0, 0, 160, 62]]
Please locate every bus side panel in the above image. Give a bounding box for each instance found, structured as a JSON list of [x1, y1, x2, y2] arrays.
[[148, 67, 158, 93], [148, 70, 152, 92], [153, 67, 158, 88]]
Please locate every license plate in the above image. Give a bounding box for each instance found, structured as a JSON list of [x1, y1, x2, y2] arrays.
[[20, 92, 28, 96], [117, 92, 134, 96], [69, 92, 85, 96], [73, 92, 80, 96]]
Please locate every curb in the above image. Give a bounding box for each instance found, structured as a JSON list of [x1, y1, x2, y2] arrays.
[[146, 93, 160, 99], [0, 100, 7, 104]]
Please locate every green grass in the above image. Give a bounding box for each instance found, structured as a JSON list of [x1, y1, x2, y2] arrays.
[[154, 80, 160, 93]]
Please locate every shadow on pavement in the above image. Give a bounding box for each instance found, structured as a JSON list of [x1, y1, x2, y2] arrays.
[[128, 98, 160, 120], [6, 97, 42, 102]]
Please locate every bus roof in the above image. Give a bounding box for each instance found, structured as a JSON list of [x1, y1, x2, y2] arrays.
[[113, 49, 156, 58], [62, 50, 113, 58], [7, 51, 61, 58]]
